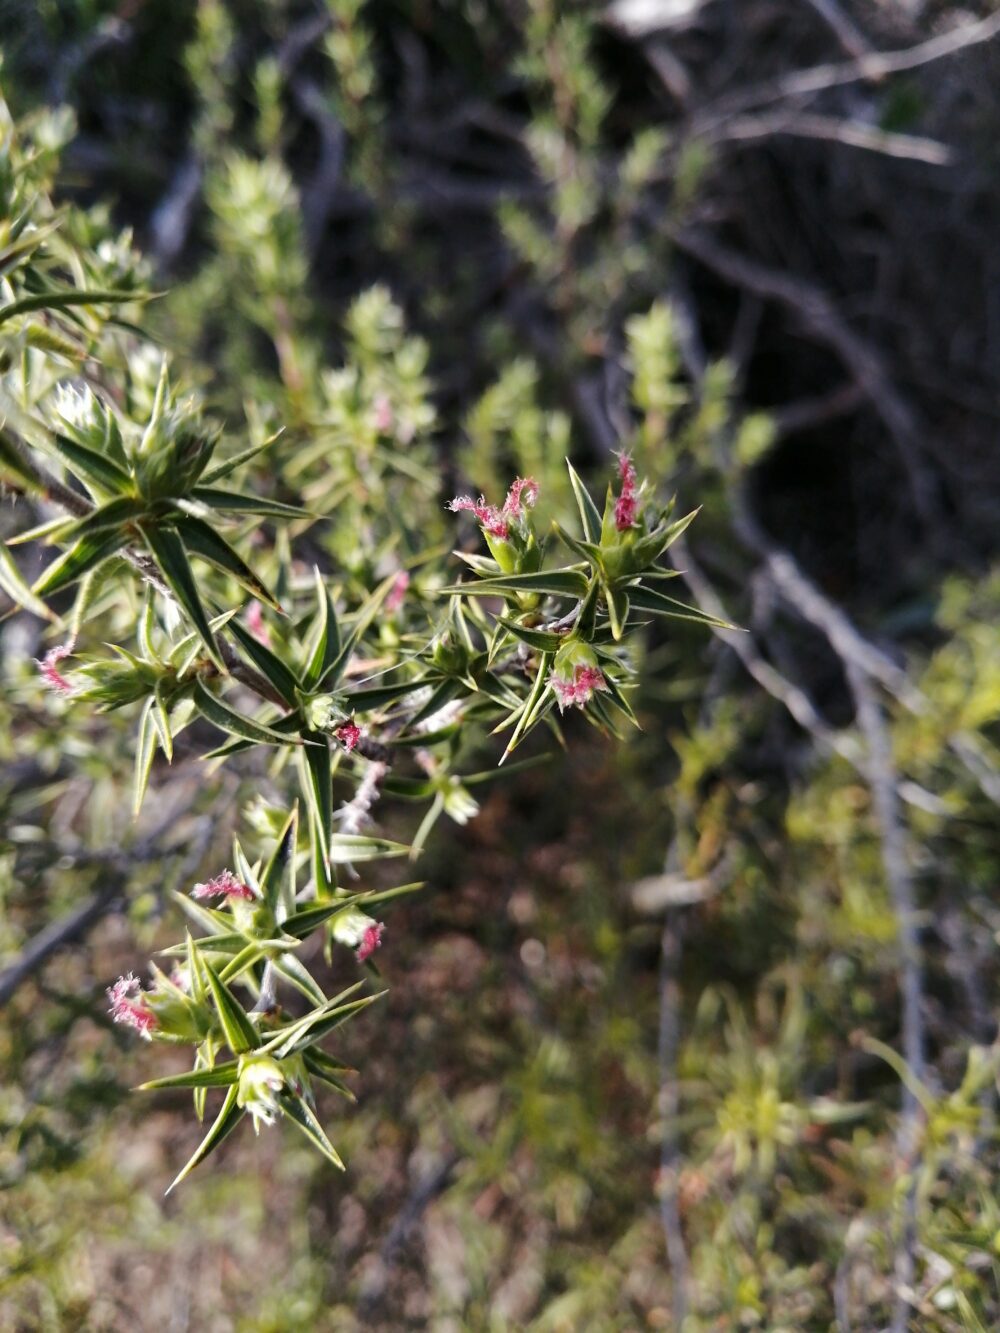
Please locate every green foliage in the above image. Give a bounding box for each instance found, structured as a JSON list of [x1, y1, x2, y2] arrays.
[[0, 88, 720, 1196], [3, 4, 1000, 1328]]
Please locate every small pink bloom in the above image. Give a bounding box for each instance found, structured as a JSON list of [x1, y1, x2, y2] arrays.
[[37, 644, 74, 695], [614, 453, 639, 532], [356, 921, 384, 963], [550, 663, 609, 711], [245, 600, 270, 646], [447, 495, 509, 540], [373, 394, 394, 434], [385, 570, 410, 614], [502, 476, 539, 519], [334, 720, 362, 752], [107, 972, 157, 1039], [191, 869, 255, 901]]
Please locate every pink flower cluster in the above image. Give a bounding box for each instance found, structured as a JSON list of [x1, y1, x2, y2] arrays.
[[245, 600, 270, 646], [191, 869, 255, 901], [356, 921, 385, 963], [385, 570, 410, 613], [550, 664, 608, 711], [37, 644, 74, 695], [373, 394, 394, 434], [334, 720, 362, 752], [107, 973, 157, 1038], [448, 476, 539, 541], [614, 453, 639, 532], [502, 476, 539, 519]]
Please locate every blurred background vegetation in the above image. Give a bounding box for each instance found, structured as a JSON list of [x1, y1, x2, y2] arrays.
[[4, 1, 1000, 1329]]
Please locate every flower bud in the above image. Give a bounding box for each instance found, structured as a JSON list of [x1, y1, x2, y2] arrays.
[[107, 973, 157, 1040], [237, 1054, 285, 1133], [330, 906, 385, 963], [432, 633, 471, 677], [442, 777, 480, 825], [305, 694, 340, 730], [37, 644, 74, 696], [613, 453, 639, 531], [549, 641, 609, 711], [143, 964, 212, 1043]]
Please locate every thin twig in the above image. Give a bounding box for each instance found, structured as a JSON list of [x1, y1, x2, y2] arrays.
[[845, 660, 923, 1333], [692, 12, 1000, 133], [733, 501, 1000, 809], [669, 535, 863, 766], [657, 904, 690, 1324], [767, 382, 866, 441], [356, 1152, 462, 1317], [676, 527, 927, 1322], [0, 809, 213, 1009], [0, 881, 124, 1008], [670, 229, 936, 524], [151, 153, 203, 270], [708, 112, 952, 165], [289, 78, 346, 261], [801, 0, 871, 60]]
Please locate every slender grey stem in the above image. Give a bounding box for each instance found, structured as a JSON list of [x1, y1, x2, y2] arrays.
[[252, 961, 279, 1014], [0, 881, 123, 1008], [657, 905, 690, 1323], [845, 661, 923, 1330]]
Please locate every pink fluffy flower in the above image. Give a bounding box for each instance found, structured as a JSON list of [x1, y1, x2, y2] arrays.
[[373, 394, 394, 434], [550, 664, 609, 711], [447, 494, 509, 540], [501, 476, 539, 520], [245, 600, 270, 646], [37, 644, 74, 695], [356, 921, 385, 963], [191, 869, 255, 901], [385, 570, 410, 614], [107, 973, 157, 1039], [334, 720, 362, 752], [614, 453, 639, 532]]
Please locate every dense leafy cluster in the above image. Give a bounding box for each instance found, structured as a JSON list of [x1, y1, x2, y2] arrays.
[[0, 94, 715, 1188], [5, 3, 1000, 1329]]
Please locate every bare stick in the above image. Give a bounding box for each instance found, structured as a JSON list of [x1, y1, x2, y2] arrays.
[[0, 881, 123, 1008], [845, 660, 923, 1332], [657, 904, 690, 1322], [356, 1152, 462, 1316], [669, 536, 862, 765], [693, 12, 1000, 132], [669, 229, 935, 523], [733, 502, 1000, 808], [151, 154, 203, 270], [708, 112, 952, 165], [677, 525, 927, 1321], [801, 0, 871, 60], [0, 808, 214, 1009]]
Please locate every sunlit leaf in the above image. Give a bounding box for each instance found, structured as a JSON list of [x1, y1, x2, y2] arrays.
[[141, 523, 223, 667], [204, 959, 260, 1055], [164, 1085, 242, 1194]]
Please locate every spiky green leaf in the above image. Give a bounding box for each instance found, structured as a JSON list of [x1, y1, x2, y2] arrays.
[[204, 959, 260, 1054], [164, 1085, 242, 1194], [141, 523, 222, 667]]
